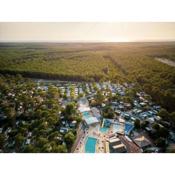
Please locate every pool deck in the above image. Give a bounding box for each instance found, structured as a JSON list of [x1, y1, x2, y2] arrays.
[[96, 133, 106, 153], [74, 124, 107, 153], [74, 130, 88, 153], [74, 121, 120, 153]]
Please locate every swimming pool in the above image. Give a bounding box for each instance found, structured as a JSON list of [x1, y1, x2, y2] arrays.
[[82, 111, 91, 119], [82, 111, 89, 116], [103, 118, 113, 127], [125, 123, 134, 135], [85, 137, 97, 153], [100, 127, 109, 133]]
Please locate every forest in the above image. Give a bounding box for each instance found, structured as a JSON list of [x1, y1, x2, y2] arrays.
[[0, 42, 175, 115], [0, 75, 81, 152]]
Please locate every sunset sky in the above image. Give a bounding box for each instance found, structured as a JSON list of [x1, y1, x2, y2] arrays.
[[0, 22, 175, 42]]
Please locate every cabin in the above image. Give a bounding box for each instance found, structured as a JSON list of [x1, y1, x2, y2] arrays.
[[154, 115, 161, 121], [124, 103, 132, 110], [70, 120, 77, 128], [0, 113, 7, 121], [60, 127, 69, 134], [26, 139, 31, 145]]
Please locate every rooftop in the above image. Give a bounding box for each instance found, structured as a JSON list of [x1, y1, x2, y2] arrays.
[[133, 135, 151, 148], [84, 117, 99, 126]]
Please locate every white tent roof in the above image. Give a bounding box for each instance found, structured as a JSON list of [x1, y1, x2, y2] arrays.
[[84, 117, 99, 126], [78, 106, 91, 113]]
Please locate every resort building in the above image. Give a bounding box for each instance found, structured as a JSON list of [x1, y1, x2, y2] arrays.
[[119, 135, 141, 153], [91, 107, 102, 120], [84, 116, 99, 126], [109, 137, 121, 146], [133, 135, 152, 150], [112, 122, 125, 135], [112, 143, 127, 153], [108, 136, 127, 153], [78, 97, 90, 112], [78, 98, 100, 127]]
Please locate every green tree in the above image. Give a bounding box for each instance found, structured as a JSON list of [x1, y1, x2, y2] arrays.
[[96, 91, 104, 105], [48, 131, 62, 143], [15, 133, 25, 150], [152, 123, 160, 130], [64, 131, 75, 147], [155, 138, 166, 148], [141, 120, 149, 129], [24, 144, 37, 153], [134, 119, 141, 129], [36, 137, 49, 147], [52, 145, 68, 153], [4, 107, 16, 127], [65, 103, 76, 116], [170, 112, 175, 126], [48, 85, 60, 99], [0, 133, 5, 149], [103, 106, 114, 119], [41, 143, 52, 153], [158, 108, 170, 121]]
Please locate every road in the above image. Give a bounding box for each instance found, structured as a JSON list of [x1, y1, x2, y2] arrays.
[[155, 58, 175, 67]]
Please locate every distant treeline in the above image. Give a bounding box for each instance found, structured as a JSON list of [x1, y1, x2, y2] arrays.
[[0, 69, 103, 82]]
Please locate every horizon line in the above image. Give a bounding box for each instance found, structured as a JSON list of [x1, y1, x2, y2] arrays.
[[1, 40, 175, 43]]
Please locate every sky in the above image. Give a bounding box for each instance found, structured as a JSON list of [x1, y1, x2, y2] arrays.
[[0, 22, 175, 42]]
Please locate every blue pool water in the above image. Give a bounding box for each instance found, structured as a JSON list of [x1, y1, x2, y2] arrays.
[[125, 123, 134, 135], [82, 111, 91, 119], [103, 118, 113, 127], [85, 137, 97, 153], [82, 111, 89, 116], [100, 127, 109, 133]]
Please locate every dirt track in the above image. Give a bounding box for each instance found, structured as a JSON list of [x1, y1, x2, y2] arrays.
[[155, 57, 175, 67]]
